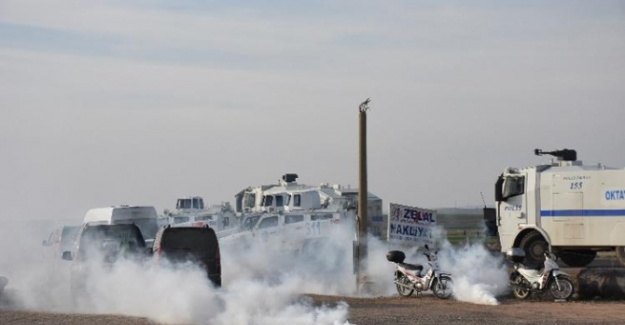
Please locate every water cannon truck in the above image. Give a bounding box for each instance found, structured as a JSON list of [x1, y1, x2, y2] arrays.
[[495, 148, 625, 267]]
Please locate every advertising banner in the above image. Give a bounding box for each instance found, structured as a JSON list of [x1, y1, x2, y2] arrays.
[[388, 203, 436, 246]]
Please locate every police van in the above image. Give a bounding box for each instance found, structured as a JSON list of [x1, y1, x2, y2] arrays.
[[83, 205, 159, 245]]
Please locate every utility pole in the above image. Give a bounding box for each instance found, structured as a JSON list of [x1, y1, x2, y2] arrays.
[[356, 98, 370, 293]]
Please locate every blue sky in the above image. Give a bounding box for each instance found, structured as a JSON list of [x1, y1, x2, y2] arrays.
[[1, 1, 625, 221]]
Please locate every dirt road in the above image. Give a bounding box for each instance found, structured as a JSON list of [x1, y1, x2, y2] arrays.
[[2, 294, 625, 325], [311, 294, 625, 325]]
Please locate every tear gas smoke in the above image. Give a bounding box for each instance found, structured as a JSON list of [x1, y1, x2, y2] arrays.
[[1, 218, 509, 325], [0, 220, 353, 325], [438, 241, 510, 305], [363, 225, 510, 305]]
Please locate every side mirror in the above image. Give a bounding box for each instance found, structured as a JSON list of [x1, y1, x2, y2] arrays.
[[424, 244, 430, 250], [495, 175, 504, 202], [62, 251, 73, 261]]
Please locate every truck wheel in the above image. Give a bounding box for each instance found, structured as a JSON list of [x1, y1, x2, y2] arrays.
[[616, 247, 625, 267], [559, 250, 596, 267], [519, 232, 548, 266]]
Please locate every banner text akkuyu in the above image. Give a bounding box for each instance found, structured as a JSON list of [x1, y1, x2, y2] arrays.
[[388, 203, 436, 246]]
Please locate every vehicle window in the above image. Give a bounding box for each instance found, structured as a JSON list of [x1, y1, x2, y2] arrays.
[[115, 218, 159, 239], [294, 194, 301, 207], [262, 195, 274, 207], [286, 194, 291, 205], [503, 176, 525, 199], [276, 195, 284, 207], [258, 216, 279, 229], [285, 215, 304, 224], [243, 193, 256, 209], [311, 213, 333, 221], [195, 215, 213, 221], [192, 198, 204, 209], [177, 199, 192, 209], [173, 216, 190, 223], [243, 215, 261, 230], [161, 229, 216, 252]]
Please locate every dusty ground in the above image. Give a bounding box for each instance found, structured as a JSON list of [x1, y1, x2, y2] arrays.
[[1, 294, 625, 325], [1, 252, 623, 324], [309, 294, 625, 325]]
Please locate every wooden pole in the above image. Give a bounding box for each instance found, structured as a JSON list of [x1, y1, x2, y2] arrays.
[[357, 98, 370, 292]]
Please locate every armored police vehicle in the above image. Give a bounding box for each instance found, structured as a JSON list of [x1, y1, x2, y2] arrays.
[[495, 149, 625, 267]]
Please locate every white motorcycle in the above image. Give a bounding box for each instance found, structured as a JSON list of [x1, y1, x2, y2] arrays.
[[386, 245, 453, 299], [506, 248, 574, 300]]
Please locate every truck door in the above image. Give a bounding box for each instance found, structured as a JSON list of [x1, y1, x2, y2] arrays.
[[497, 174, 528, 246]]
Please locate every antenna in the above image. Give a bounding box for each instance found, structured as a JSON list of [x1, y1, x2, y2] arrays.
[[480, 192, 487, 208]]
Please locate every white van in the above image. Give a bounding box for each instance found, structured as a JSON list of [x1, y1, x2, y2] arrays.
[[83, 205, 159, 244]]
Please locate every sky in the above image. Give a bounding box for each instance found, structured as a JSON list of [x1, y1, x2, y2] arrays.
[[1, 0, 625, 222]]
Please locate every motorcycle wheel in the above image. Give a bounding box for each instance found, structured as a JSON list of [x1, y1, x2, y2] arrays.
[[548, 277, 574, 300], [395, 274, 414, 297], [511, 274, 531, 300], [432, 275, 453, 299]]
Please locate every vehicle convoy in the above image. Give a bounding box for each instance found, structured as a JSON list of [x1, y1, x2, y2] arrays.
[[495, 148, 625, 267], [62, 224, 148, 300], [386, 245, 453, 299], [222, 173, 383, 248], [152, 225, 221, 287], [506, 248, 574, 300], [83, 205, 159, 246]]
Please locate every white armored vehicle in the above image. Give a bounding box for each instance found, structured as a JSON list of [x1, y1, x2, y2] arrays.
[[222, 173, 385, 247], [163, 196, 236, 231], [495, 149, 625, 266]]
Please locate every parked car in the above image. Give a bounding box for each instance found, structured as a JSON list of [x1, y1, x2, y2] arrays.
[[152, 225, 221, 287], [42, 225, 80, 258], [62, 223, 148, 299], [82, 205, 160, 246]]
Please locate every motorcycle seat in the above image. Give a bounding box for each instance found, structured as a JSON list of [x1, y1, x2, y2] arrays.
[[399, 263, 423, 272]]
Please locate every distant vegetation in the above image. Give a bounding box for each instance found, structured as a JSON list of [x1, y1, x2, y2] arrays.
[[433, 207, 498, 248]]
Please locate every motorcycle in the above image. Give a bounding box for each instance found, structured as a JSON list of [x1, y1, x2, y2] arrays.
[[506, 248, 574, 300], [386, 244, 453, 299]]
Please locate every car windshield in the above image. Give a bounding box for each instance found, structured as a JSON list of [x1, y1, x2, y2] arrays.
[[115, 218, 159, 240]]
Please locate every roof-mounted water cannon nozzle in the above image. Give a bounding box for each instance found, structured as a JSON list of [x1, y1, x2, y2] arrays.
[[282, 173, 299, 183], [534, 148, 577, 162]]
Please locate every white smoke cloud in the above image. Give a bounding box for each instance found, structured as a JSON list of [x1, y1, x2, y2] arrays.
[[0, 216, 511, 325], [360, 225, 510, 305], [438, 242, 510, 305], [0, 220, 354, 325]]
